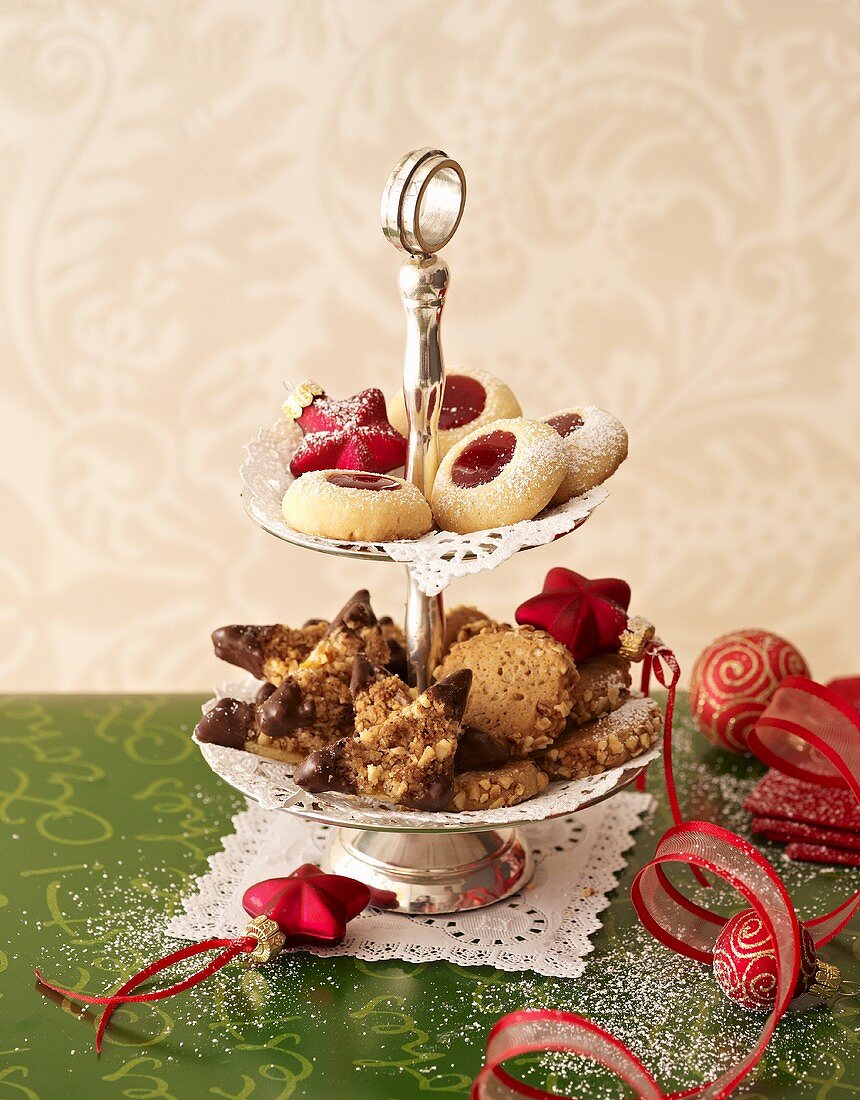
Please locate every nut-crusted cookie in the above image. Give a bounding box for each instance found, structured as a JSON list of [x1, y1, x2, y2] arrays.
[[293, 670, 472, 811], [350, 654, 414, 734], [444, 605, 495, 651], [569, 654, 632, 727], [536, 696, 662, 781], [434, 623, 579, 756], [212, 593, 409, 688], [287, 593, 390, 741], [211, 620, 328, 685], [451, 760, 548, 811]]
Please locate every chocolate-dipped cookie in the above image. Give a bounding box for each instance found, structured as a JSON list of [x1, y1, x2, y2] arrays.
[[294, 670, 472, 812]]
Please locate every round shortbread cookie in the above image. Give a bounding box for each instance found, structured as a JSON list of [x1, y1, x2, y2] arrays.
[[387, 365, 521, 457], [542, 405, 628, 504], [282, 470, 432, 542], [434, 624, 579, 755], [430, 418, 567, 534], [537, 696, 662, 781]]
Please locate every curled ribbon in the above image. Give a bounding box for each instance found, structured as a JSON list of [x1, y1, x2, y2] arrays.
[[473, 676, 860, 1099], [35, 936, 257, 1052]]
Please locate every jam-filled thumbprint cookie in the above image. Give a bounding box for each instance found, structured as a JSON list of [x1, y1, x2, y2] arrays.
[[282, 470, 433, 542], [387, 365, 521, 458], [430, 417, 567, 534], [542, 405, 628, 503]]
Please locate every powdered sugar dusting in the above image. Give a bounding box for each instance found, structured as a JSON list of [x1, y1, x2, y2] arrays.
[[431, 417, 568, 533]]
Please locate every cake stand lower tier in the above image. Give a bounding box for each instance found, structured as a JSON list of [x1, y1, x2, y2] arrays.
[[323, 826, 531, 913], [307, 762, 648, 914]]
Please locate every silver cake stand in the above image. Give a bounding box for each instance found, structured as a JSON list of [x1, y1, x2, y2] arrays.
[[215, 148, 652, 914]]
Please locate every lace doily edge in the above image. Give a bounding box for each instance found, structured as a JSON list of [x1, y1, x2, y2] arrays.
[[166, 790, 654, 979]]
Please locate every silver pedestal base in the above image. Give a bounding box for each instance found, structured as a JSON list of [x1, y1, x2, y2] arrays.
[[322, 826, 533, 914]]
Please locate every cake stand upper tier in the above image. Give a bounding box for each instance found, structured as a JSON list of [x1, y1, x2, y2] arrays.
[[240, 418, 608, 596]]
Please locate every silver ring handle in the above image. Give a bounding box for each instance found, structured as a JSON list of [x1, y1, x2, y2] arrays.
[[381, 147, 466, 256]]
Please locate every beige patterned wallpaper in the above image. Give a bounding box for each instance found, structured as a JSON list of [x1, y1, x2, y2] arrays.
[[3, 1, 859, 692]]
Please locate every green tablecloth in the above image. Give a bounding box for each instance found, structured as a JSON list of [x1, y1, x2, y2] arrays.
[[0, 694, 856, 1099]]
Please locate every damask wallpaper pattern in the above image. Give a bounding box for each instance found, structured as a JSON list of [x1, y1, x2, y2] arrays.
[[2, 1, 858, 690]]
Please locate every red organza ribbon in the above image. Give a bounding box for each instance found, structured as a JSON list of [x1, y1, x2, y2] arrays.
[[36, 936, 256, 1052], [639, 640, 710, 886], [473, 677, 860, 1099]]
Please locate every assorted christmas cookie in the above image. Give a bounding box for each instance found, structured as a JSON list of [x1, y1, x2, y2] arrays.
[[434, 622, 579, 755], [568, 653, 632, 727], [350, 654, 414, 734], [451, 759, 548, 812], [212, 612, 406, 687], [542, 405, 628, 503], [282, 469, 433, 542], [198, 591, 391, 756], [284, 381, 407, 476], [196, 685, 321, 762], [281, 592, 391, 742], [200, 567, 662, 812], [211, 620, 328, 685], [293, 670, 472, 811], [387, 365, 522, 457], [443, 605, 494, 651], [430, 417, 567, 534], [536, 696, 662, 780]]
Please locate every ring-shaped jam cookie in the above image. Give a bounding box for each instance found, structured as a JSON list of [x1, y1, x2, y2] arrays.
[[282, 470, 432, 542], [430, 417, 567, 534], [542, 405, 628, 504], [388, 365, 521, 458]]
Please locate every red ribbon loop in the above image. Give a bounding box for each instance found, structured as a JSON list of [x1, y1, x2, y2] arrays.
[[36, 935, 256, 1052]]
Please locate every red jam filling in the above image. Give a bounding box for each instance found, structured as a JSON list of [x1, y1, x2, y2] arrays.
[[439, 375, 487, 430], [450, 430, 516, 488], [547, 412, 584, 438], [327, 472, 401, 491]]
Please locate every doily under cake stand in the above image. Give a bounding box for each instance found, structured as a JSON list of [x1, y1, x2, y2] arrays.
[[198, 147, 660, 914]]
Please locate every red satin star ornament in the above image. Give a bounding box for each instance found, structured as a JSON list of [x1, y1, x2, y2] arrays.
[[515, 567, 631, 662], [285, 382, 407, 476], [35, 864, 374, 1052]]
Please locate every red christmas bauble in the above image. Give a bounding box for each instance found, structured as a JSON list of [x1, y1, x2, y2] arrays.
[[713, 908, 818, 1011], [690, 629, 809, 754]]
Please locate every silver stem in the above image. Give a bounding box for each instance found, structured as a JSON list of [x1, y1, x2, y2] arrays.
[[382, 149, 466, 691], [405, 570, 444, 692], [399, 254, 447, 501], [398, 256, 449, 689]]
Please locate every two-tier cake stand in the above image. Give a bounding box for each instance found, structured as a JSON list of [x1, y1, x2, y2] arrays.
[[197, 148, 658, 914]]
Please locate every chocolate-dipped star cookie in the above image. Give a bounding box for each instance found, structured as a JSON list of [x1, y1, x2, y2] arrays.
[[211, 593, 406, 687], [293, 670, 473, 812], [350, 654, 510, 773]]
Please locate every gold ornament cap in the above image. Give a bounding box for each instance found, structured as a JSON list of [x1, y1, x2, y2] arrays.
[[618, 616, 656, 661], [242, 914, 286, 966], [282, 380, 323, 422], [809, 960, 842, 1000]]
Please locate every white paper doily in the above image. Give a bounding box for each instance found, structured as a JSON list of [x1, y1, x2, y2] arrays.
[[240, 418, 609, 596], [198, 679, 662, 830], [167, 791, 653, 978]]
